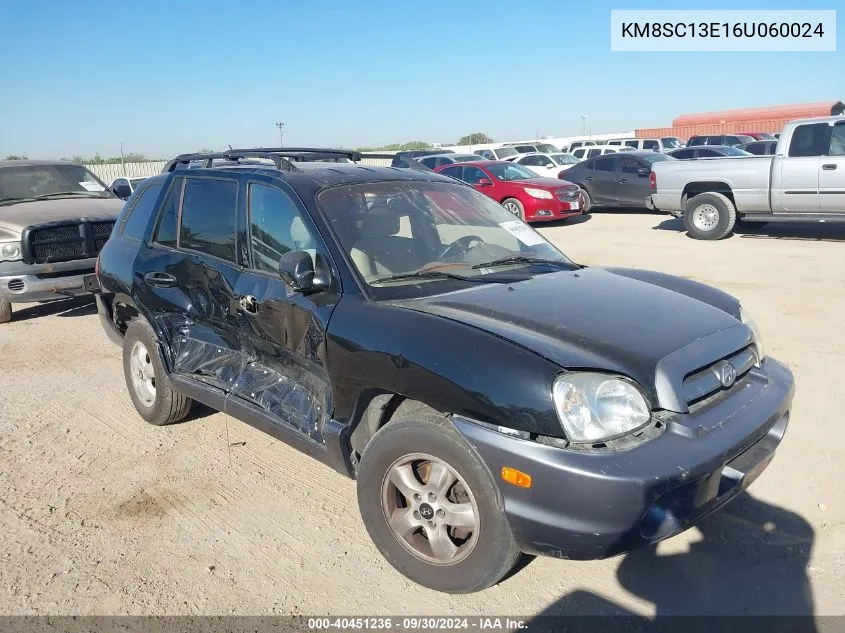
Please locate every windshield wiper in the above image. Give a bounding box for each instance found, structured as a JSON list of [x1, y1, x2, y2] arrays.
[[471, 256, 580, 270], [34, 191, 105, 199], [370, 270, 484, 285]]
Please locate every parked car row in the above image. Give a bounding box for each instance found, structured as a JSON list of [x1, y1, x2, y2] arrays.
[[85, 147, 792, 594]]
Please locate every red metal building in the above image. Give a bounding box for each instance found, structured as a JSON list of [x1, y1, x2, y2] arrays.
[[636, 101, 844, 140]]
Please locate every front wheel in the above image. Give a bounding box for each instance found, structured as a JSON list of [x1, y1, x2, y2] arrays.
[[501, 198, 525, 221], [684, 192, 736, 240], [0, 300, 11, 324], [357, 414, 520, 593], [580, 188, 592, 213]]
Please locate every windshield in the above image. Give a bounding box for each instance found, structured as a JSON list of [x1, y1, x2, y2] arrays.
[[535, 143, 560, 153], [317, 181, 572, 298], [550, 153, 579, 165], [493, 147, 518, 159], [485, 163, 539, 181], [661, 137, 682, 148], [0, 164, 113, 204]]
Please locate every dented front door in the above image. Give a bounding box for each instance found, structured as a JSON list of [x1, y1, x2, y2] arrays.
[[228, 181, 340, 444]]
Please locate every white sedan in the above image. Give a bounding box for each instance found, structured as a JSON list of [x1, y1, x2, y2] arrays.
[[508, 152, 581, 178]]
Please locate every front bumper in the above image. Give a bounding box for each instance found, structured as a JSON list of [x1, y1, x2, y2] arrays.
[[453, 357, 794, 560], [0, 263, 96, 302], [523, 195, 584, 223]]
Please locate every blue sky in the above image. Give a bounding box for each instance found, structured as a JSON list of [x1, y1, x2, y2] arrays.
[[1, 0, 842, 158]]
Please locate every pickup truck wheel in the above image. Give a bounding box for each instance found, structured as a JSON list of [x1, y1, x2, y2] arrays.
[[122, 320, 192, 426], [501, 198, 525, 221], [357, 414, 520, 593], [0, 300, 11, 324], [684, 192, 736, 240]]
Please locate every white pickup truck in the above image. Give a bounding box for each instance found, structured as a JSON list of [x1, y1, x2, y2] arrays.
[[650, 116, 845, 239]]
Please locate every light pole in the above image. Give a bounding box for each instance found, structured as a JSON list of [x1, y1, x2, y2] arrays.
[[580, 115, 587, 137], [119, 142, 125, 176], [275, 121, 285, 147]]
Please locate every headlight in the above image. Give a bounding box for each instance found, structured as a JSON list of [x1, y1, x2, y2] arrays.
[[552, 373, 650, 443], [740, 305, 766, 362], [523, 187, 553, 199], [0, 242, 21, 261]]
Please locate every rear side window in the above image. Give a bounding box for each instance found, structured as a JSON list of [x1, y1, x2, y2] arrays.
[[593, 156, 615, 172], [121, 182, 163, 240], [620, 157, 642, 173], [642, 140, 659, 151], [153, 179, 183, 248], [587, 149, 602, 158], [179, 178, 238, 262], [789, 123, 829, 157], [624, 140, 639, 148]]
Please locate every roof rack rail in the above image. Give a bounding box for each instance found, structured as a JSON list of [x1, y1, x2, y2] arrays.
[[162, 147, 364, 173]]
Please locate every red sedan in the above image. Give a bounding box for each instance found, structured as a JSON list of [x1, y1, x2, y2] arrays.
[[434, 160, 584, 223]]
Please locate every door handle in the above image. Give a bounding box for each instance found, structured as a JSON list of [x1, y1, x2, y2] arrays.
[[822, 164, 838, 170], [617, 178, 628, 184], [238, 295, 259, 315], [143, 272, 177, 288], [584, 176, 593, 181]]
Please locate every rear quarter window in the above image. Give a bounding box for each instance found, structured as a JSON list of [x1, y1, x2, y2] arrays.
[[121, 182, 164, 240]]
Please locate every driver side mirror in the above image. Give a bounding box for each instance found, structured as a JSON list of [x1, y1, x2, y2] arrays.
[[279, 250, 320, 293], [637, 168, 649, 177], [112, 183, 131, 200], [476, 178, 493, 186]]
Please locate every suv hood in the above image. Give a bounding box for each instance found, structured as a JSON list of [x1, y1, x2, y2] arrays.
[[394, 267, 741, 407], [0, 198, 124, 234]]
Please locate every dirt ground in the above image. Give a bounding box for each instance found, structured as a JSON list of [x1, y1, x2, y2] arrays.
[[1, 212, 843, 617]]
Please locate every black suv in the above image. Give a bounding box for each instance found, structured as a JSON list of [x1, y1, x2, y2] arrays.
[[94, 148, 794, 594], [687, 134, 756, 147]]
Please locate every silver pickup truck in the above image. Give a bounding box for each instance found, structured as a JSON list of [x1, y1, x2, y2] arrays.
[[650, 116, 845, 239]]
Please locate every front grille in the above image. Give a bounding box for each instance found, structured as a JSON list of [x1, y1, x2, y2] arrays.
[[682, 345, 758, 406], [21, 219, 115, 264], [555, 186, 581, 202]]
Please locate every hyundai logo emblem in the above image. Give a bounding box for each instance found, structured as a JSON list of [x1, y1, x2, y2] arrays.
[[718, 361, 737, 388]]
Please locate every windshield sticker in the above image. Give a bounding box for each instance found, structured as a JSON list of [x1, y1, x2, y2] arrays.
[[79, 181, 105, 192], [498, 220, 547, 246]]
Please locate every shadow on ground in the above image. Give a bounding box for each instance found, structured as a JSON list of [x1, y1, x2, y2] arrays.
[[653, 216, 845, 242], [10, 296, 96, 322], [523, 494, 815, 630]]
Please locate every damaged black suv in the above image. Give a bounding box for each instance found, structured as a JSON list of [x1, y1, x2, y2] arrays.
[[94, 148, 794, 594]]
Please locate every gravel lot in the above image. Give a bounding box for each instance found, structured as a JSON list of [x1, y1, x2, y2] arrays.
[[1, 212, 843, 617]]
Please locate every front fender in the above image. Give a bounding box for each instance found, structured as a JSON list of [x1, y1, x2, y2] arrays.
[[326, 295, 563, 437]]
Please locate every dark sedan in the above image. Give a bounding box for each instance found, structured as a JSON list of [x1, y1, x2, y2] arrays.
[[561, 151, 676, 211], [737, 140, 778, 156], [668, 146, 753, 160]]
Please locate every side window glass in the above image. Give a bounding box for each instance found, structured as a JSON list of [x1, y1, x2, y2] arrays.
[[249, 183, 316, 274], [179, 178, 238, 262], [122, 183, 164, 240], [593, 156, 614, 172], [153, 178, 182, 248], [827, 123, 845, 156], [624, 140, 639, 148], [587, 149, 601, 158], [789, 124, 828, 157], [462, 167, 487, 184], [440, 166, 462, 179], [643, 140, 659, 150], [620, 157, 640, 174]]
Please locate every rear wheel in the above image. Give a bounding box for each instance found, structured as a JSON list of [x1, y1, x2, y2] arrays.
[[123, 320, 192, 426], [0, 300, 11, 324], [684, 192, 736, 240], [357, 414, 520, 593], [501, 198, 525, 221], [580, 188, 592, 213]]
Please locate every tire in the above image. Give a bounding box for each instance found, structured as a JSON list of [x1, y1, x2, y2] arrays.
[[0, 300, 11, 324], [501, 198, 525, 221], [357, 413, 520, 593], [122, 319, 192, 426], [580, 187, 592, 213], [684, 192, 736, 240]]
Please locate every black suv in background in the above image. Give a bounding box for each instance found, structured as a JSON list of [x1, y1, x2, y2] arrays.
[[93, 148, 793, 594], [389, 149, 454, 168]]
